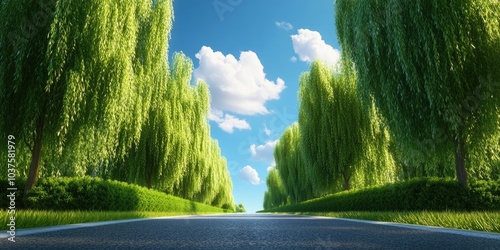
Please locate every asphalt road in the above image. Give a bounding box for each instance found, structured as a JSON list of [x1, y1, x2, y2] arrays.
[[2, 214, 500, 249]]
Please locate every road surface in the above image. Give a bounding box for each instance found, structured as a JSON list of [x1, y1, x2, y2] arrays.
[[1, 214, 499, 249]]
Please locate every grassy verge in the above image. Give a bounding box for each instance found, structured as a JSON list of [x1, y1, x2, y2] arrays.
[[1, 177, 234, 230], [261, 178, 500, 213], [267, 211, 500, 233], [1, 210, 225, 230]]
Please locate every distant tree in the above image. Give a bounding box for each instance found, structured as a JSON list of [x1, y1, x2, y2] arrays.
[[235, 203, 246, 213], [274, 123, 314, 203], [263, 169, 288, 209], [336, 0, 500, 186], [299, 60, 370, 193]]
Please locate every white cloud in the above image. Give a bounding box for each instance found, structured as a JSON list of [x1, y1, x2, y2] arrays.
[[209, 111, 251, 133], [291, 29, 341, 66], [290, 56, 298, 63], [250, 140, 278, 162], [267, 165, 275, 172], [194, 46, 286, 116], [239, 166, 261, 185], [275, 21, 293, 31]]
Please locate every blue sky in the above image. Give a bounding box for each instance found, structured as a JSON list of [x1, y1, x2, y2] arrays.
[[169, 0, 340, 213]]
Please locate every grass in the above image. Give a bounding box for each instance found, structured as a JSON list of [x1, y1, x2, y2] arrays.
[[1, 177, 235, 230], [1, 210, 227, 230], [258, 179, 500, 233], [3, 210, 499, 234], [267, 211, 500, 233]]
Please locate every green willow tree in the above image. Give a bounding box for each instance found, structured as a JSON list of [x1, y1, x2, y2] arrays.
[[108, 53, 234, 209], [165, 55, 234, 209], [299, 60, 370, 193], [359, 100, 397, 186], [274, 123, 314, 204], [263, 168, 288, 210], [1, 0, 174, 193], [336, 0, 500, 186], [263, 60, 397, 207]]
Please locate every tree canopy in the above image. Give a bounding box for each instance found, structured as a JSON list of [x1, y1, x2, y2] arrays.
[[335, 0, 500, 186], [1, 0, 235, 210]]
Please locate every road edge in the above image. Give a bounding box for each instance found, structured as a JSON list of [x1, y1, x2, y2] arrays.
[[0, 215, 197, 238], [315, 216, 500, 240]]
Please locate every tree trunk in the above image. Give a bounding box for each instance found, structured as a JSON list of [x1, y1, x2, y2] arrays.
[[342, 172, 351, 191], [454, 137, 468, 187], [146, 164, 152, 189], [145, 142, 152, 189], [24, 113, 45, 197]]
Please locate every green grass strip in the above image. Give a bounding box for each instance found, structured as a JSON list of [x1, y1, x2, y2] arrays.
[[1, 210, 226, 230], [272, 211, 500, 233]]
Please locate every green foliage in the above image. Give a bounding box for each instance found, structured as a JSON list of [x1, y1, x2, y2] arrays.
[[235, 203, 246, 213], [298, 60, 392, 194], [275, 123, 314, 204], [0, 0, 57, 177], [262, 178, 500, 213], [335, 0, 500, 185], [0, 0, 176, 187], [360, 101, 397, 186], [0, 0, 234, 211], [298, 61, 339, 194], [265, 59, 398, 209], [1, 210, 228, 231], [20, 177, 227, 212], [106, 53, 234, 210], [275, 211, 500, 233], [263, 169, 288, 210]]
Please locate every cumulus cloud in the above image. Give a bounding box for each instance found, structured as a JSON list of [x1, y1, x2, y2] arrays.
[[291, 29, 341, 66], [194, 46, 286, 116], [250, 140, 278, 162], [209, 111, 251, 133], [275, 21, 293, 31], [290, 56, 298, 63], [239, 166, 261, 185]]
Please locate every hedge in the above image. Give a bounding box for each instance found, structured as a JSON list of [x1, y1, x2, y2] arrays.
[[1, 177, 226, 212], [262, 178, 500, 212]]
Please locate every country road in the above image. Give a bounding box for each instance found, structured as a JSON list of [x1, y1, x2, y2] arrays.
[[2, 214, 500, 249]]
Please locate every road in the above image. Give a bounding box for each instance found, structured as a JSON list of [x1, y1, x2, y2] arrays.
[[1, 214, 500, 249]]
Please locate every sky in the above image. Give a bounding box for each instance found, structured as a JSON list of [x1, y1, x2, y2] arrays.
[[169, 0, 341, 213]]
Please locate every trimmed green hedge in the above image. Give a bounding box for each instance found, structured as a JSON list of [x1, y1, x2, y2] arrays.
[[1, 177, 227, 212], [261, 178, 500, 212]]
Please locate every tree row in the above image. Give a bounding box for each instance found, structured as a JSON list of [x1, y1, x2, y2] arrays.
[[0, 0, 234, 210], [265, 0, 500, 209]]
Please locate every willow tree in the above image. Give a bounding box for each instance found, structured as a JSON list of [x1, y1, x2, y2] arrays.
[[108, 52, 235, 209], [299, 60, 370, 193], [336, 0, 500, 186], [274, 123, 314, 204], [63, 0, 173, 179], [0, 0, 174, 194], [263, 169, 288, 210], [298, 62, 336, 194], [359, 100, 397, 186]]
